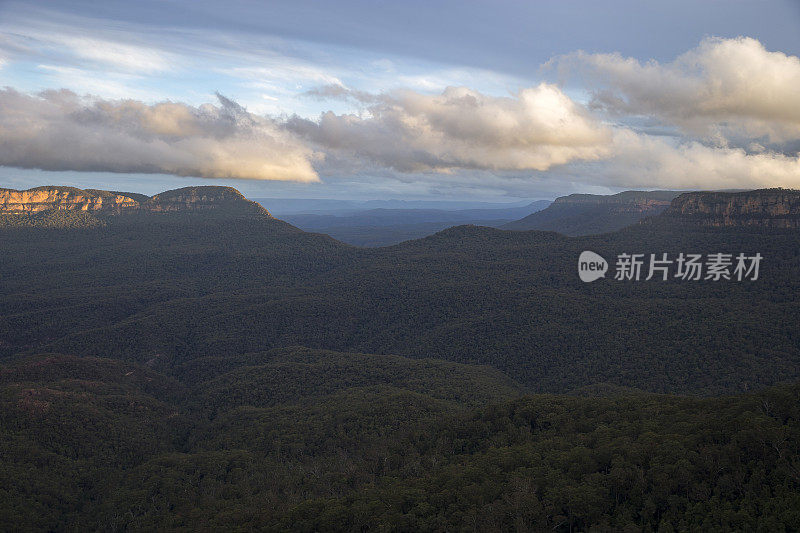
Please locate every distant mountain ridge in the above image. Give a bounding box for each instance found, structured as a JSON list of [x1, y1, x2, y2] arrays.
[[503, 190, 682, 235], [282, 200, 551, 246], [254, 197, 541, 216], [551, 190, 680, 206], [0, 185, 271, 218]]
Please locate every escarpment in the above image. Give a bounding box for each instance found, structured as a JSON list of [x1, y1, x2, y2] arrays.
[[550, 191, 677, 213], [0, 187, 140, 213], [0, 186, 271, 217], [660, 189, 800, 228]]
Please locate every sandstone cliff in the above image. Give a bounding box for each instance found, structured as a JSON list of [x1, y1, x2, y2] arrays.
[[660, 189, 800, 228], [0, 186, 271, 217], [0, 187, 140, 213]]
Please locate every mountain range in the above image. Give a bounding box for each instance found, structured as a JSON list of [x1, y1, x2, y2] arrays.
[[1, 184, 799, 530], [3, 184, 799, 394], [279, 201, 551, 246], [0, 185, 268, 215]]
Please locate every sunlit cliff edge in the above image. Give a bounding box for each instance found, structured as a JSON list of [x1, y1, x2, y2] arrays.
[[0, 186, 271, 217]]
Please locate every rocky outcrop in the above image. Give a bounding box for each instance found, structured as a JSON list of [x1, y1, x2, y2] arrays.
[[0, 187, 141, 213], [661, 189, 800, 228], [0, 186, 271, 217]]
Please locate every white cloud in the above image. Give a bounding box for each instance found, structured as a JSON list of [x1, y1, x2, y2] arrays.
[[559, 36, 800, 144], [35, 65, 163, 101], [0, 21, 173, 74], [290, 74, 800, 191], [535, 36, 800, 190], [1, 23, 799, 195], [56, 35, 172, 73], [225, 65, 344, 89], [0, 89, 319, 182], [604, 129, 800, 190], [289, 83, 613, 173]]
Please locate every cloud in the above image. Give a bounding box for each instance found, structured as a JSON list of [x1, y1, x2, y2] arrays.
[[1, 33, 799, 195], [56, 35, 172, 73], [603, 129, 800, 190], [559, 37, 800, 144], [34, 65, 164, 101], [224, 65, 343, 89], [541, 36, 800, 190], [293, 74, 800, 191], [303, 84, 384, 104], [0, 26, 173, 74], [0, 88, 319, 182], [289, 83, 613, 172]]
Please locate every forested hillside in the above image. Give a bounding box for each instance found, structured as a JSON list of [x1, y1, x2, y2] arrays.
[[1, 350, 797, 530], [2, 186, 799, 530], [2, 191, 798, 394]]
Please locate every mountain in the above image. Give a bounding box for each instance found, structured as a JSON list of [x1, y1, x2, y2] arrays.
[[143, 186, 270, 215], [0, 186, 143, 213], [281, 200, 551, 246], [0, 185, 270, 222], [659, 188, 800, 228], [503, 190, 682, 235]]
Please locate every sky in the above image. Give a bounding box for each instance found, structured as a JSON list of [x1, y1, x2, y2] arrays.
[[0, 0, 799, 201]]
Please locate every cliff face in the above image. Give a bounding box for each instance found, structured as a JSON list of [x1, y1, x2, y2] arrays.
[[0, 187, 140, 213], [661, 189, 800, 228], [0, 186, 271, 217]]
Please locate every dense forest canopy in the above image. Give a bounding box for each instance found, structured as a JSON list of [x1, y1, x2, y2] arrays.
[[1, 350, 798, 530], [2, 194, 798, 394]]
